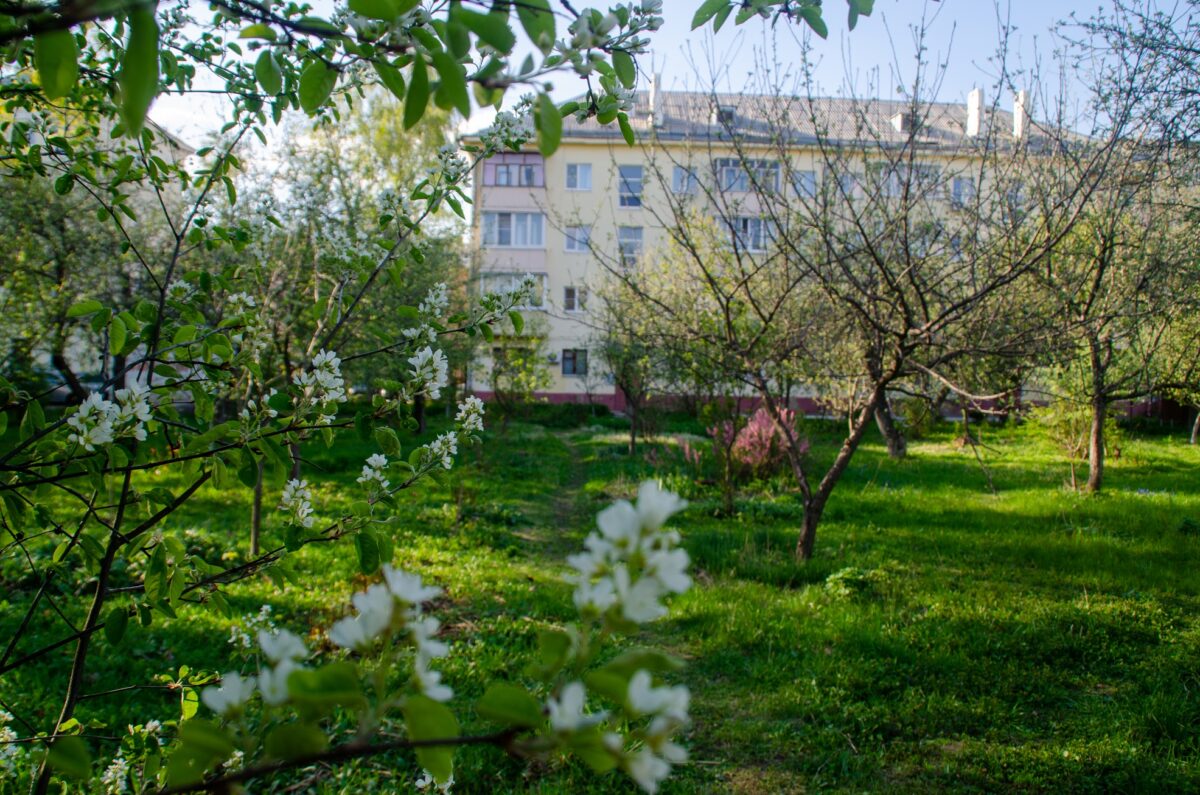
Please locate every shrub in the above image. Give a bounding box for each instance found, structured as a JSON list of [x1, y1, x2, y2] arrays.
[[729, 407, 807, 480]]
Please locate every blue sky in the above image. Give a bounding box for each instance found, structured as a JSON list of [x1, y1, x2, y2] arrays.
[[155, 0, 1092, 141]]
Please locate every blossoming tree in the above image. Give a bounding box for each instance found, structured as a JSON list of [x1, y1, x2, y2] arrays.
[[0, 0, 872, 791]]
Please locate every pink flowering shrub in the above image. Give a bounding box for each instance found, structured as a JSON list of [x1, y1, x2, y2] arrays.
[[728, 407, 808, 480]]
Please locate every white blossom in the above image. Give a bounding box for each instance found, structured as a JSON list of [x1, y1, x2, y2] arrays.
[[293, 349, 347, 406], [408, 346, 449, 399], [547, 681, 607, 732], [455, 396, 485, 433], [165, 280, 195, 302], [357, 453, 390, 491], [225, 292, 256, 314], [418, 282, 449, 316], [415, 770, 455, 793], [383, 566, 442, 605], [329, 583, 394, 650], [0, 711, 23, 776], [258, 658, 299, 706], [201, 672, 257, 716], [112, 381, 152, 441], [413, 655, 453, 702], [100, 754, 130, 794], [626, 747, 674, 794], [424, 431, 457, 470], [279, 479, 315, 528], [66, 393, 116, 451], [257, 629, 307, 664]]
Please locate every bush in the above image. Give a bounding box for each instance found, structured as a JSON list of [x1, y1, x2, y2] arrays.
[[520, 401, 612, 428], [729, 407, 806, 480]]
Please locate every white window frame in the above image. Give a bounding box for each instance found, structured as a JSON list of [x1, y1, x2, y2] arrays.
[[672, 165, 699, 195], [564, 225, 591, 252], [791, 169, 817, 198], [951, 176, 977, 207], [481, 211, 545, 248], [618, 165, 643, 208], [561, 348, 589, 376], [566, 163, 592, 191], [563, 286, 588, 313], [618, 226, 644, 262], [714, 158, 779, 192], [732, 217, 773, 252]]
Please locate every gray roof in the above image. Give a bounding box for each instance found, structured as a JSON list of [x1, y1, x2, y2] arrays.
[[559, 90, 1021, 149]]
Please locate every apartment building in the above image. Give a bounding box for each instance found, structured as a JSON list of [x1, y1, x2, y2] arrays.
[[463, 88, 1021, 408]]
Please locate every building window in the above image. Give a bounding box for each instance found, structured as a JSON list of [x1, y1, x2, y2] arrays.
[[714, 158, 779, 192], [478, 272, 547, 308], [834, 172, 859, 198], [672, 165, 699, 195], [619, 165, 643, 207], [482, 153, 544, 187], [951, 176, 976, 207], [563, 286, 587, 312], [791, 169, 817, 198], [481, 212, 544, 247], [562, 348, 588, 376], [732, 217, 773, 252], [566, 163, 592, 190], [618, 226, 643, 262], [564, 225, 591, 252]]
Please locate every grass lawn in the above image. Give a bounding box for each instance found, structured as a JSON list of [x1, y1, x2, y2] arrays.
[[3, 412, 1199, 793]]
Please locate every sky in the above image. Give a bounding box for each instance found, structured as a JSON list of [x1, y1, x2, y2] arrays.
[[152, 0, 1091, 145]]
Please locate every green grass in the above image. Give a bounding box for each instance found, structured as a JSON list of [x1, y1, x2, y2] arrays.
[[3, 416, 1199, 793]]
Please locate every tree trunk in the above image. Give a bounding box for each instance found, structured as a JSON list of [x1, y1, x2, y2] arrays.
[[794, 392, 883, 560], [251, 459, 264, 556], [414, 393, 426, 435], [1085, 396, 1106, 493], [628, 402, 638, 455], [1190, 409, 1199, 445], [51, 350, 88, 404], [874, 401, 907, 459]]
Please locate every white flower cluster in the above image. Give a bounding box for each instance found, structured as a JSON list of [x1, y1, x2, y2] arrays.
[[238, 389, 279, 433], [404, 282, 449, 345], [205, 628, 309, 715], [101, 754, 130, 794], [225, 292, 256, 315], [454, 396, 485, 434], [328, 566, 452, 702], [622, 670, 690, 793], [415, 770, 455, 793], [66, 383, 153, 451], [228, 605, 277, 651], [479, 108, 532, 152], [429, 144, 469, 185], [165, 279, 195, 303], [421, 431, 458, 471], [408, 346, 448, 400], [294, 349, 348, 407], [0, 710, 24, 776], [279, 479, 315, 529], [567, 481, 690, 624], [357, 453, 390, 493]]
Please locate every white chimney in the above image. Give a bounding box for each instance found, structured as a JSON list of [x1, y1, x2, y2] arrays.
[[1013, 90, 1029, 139], [966, 88, 983, 137], [648, 73, 663, 128]]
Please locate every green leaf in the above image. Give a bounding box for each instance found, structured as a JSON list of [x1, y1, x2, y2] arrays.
[[110, 315, 128, 354], [287, 662, 365, 709], [255, 51, 283, 95], [618, 112, 635, 146], [299, 61, 338, 115], [404, 57, 430, 129], [119, 5, 160, 136], [53, 173, 74, 195], [403, 695, 459, 785], [536, 93, 562, 156], [20, 399, 45, 441], [598, 649, 684, 678], [432, 52, 470, 117], [476, 682, 544, 728], [374, 59, 406, 100], [105, 606, 129, 645], [583, 669, 628, 704], [508, 310, 524, 335], [612, 50, 636, 89], [34, 29, 79, 99], [238, 23, 276, 40], [67, 299, 103, 318], [350, 0, 398, 20], [800, 6, 828, 39], [526, 627, 572, 679], [355, 531, 380, 575], [374, 427, 402, 456], [691, 0, 728, 30], [264, 723, 328, 760], [516, 0, 555, 53], [47, 736, 91, 779], [460, 9, 516, 52], [179, 719, 234, 758]]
